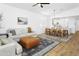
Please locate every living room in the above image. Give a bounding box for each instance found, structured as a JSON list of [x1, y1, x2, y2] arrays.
[[0, 3, 79, 56]]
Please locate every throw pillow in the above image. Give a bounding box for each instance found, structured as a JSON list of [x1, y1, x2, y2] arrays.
[[10, 29, 16, 36], [0, 38, 9, 45], [27, 27, 32, 33], [15, 28, 27, 35]]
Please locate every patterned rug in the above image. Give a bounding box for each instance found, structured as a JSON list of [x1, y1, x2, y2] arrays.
[[38, 34, 73, 42], [22, 38, 59, 56]]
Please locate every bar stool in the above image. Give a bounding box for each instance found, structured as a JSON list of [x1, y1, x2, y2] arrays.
[[57, 29, 61, 37], [63, 30, 68, 37], [50, 28, 54, 36], [55, 29, 58, 36], [53, 29, 56, 36], [45, 28, 50, 35], [27, 27, 32, 33], [60, 30, 64, 37]]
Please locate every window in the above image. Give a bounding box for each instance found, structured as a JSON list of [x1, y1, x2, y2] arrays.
[[53, 18, 68, 28]]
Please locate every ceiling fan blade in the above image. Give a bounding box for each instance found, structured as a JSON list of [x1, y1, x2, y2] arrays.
[[32, 3, 50, 8], [32, 3, 39, 7], [41, 3, 50, 4]]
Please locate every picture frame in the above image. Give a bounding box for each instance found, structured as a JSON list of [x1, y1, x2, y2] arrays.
[[17, 17, 28, 25]]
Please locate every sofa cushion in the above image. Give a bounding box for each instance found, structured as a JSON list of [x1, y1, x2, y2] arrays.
[[0, 35, 7, 38], [10, 29, 16, 36], [0, 38, 9, 45], [15, 28, 27, 35], [0, 38, 14, 45]]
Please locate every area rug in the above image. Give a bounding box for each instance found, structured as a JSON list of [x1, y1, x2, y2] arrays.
[[38, 34, 73, 42], [22, 38, 59, 56]]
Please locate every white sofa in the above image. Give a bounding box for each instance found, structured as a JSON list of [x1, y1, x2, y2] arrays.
[[8, 28, 36, 42], [0, 38, 23, 56]]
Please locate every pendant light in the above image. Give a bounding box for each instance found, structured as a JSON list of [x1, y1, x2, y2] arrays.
[[52, 9, 56, 26]]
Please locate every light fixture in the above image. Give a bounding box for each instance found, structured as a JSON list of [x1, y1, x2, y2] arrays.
[[32, 3, 50, 8], [40, 4, 43, 8], [52, 9, 56, 25], [53, 9, 56, 19]]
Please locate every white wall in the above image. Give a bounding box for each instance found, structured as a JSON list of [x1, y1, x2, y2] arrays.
[[1, 3, 79, 34], [75, 17, 79, 31], [0, 4, 48, 34], [56, 7, 79, 32], [47, 7, 79, 33], [56, 7, 79, 18], [68, 18, 76, 33], [48, 16, 77, 33]]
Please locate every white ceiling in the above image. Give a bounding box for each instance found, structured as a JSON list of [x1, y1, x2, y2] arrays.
[[4, 3, 79, 16]]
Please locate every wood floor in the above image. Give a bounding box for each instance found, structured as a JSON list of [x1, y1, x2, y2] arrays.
[[45, 31, 79, 56]]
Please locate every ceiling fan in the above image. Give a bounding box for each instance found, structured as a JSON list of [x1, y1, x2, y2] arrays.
[[32, 3, 50, 8]]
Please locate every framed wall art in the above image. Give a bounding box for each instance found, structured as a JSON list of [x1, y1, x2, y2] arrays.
[[17, 17, 28, 25]]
